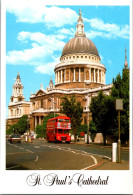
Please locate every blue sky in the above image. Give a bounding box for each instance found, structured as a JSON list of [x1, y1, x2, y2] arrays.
[[6, 1, 130, 117]]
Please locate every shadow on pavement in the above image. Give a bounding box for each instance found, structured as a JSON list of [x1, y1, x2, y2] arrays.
[[6, 163, 29, 170]]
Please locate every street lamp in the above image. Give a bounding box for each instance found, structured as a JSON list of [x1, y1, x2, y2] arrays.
[[53, 99, 56, 118], [87, 111, 89, 144], [115, 99, 123, 163]]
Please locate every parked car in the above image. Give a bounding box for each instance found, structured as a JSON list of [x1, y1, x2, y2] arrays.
[[8, 134, 21, 143]]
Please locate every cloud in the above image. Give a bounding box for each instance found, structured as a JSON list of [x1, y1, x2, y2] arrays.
[[85, 18, 129, 39], [6, 0, 78, 27], [35, 57, 60, 75], [57, 28, 75, 36], [6, 44, 52, 66], [6, 31, 66, 74]]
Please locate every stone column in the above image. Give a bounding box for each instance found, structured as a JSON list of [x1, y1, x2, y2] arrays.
[[69, 69, 70, 81], [74, 68, 75, 82], [94, 69, 95, 82], [58, 71, 59, 83], [55, 72, 57, 84], [56, 97, 58, 110], [98, 69, 99, 83], [39, 116, 41, 125], [64, 69, 66, 82], [79, 68, 81, 82], [61, 70, 63, 83], [90, 68, 91, 81], [35, 116, 37, 128]]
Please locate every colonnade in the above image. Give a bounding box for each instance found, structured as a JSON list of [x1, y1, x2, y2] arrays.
[[55, 67, 105, 84]]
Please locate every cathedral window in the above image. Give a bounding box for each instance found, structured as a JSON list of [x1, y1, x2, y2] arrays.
[[11, 109, 13, 116], [41, 100, 43, 108]]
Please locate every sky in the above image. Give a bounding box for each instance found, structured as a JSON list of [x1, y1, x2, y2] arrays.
[[6, 1, 130, 117]]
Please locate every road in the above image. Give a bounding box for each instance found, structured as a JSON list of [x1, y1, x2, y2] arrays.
[[6, 139, 129, 170]]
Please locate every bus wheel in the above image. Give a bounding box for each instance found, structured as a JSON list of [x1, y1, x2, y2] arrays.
[[66, 141, 70, 144]]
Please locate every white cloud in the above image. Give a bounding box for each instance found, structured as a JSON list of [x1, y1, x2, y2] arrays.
[[85, 18, 129, 39], [6, 0, 78, 27], [99, 54, 104, 62], [35, 57, 60, 75], [6, 31, 66, 74], [57, 28, 75, 36], [17, 31, 65, 51], [6, 45, 52, 66]]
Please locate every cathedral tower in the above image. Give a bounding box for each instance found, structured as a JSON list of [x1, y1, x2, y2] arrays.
[[10, 72, 25, 103]]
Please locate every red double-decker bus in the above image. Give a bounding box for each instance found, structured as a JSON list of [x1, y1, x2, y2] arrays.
[[46, 116, 71, 143]]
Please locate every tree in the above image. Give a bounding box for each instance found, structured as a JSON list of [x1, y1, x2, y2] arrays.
[[35, 113, 59, 138], [6, 115, 29, 135], [89, 120, 97, 142], [61, 95, 83, 142], [111, 69, 129, 143], [89, 69, 129, 144], [77, 124, 88, 135], [17, 115, 29, 135], [89, 91, 114, 145]]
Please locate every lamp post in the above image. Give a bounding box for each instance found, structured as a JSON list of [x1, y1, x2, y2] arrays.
[[87, 111, 89, 144], [115, 99, 123, 163], [53, 99, 56, 118]]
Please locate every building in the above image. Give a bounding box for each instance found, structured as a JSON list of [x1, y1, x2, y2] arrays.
[[7, 11, 128, 134], [7, 72, 31, 129], [29, 11, 112, 131]]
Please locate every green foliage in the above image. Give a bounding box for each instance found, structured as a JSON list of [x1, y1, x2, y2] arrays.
[[6, 115, 29, 135], [36, 124, 46, 138], [61, 95, 83, 141], [89, 91, 115, 144], [17, 115, 29, 134], [89, 69, 129, 144], [89, 120, 97, 134], [35, 113, 59, 138], [77, 124, 88, 135], [111, 69, 129, 142], [89, 120, 97, 142]]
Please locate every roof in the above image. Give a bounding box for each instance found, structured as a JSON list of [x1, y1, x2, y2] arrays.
[[61, 35, 99, 57]]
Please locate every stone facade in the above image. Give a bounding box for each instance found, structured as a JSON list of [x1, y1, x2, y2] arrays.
[[7, 11, 113, 132], [7, 73, 31, 129]]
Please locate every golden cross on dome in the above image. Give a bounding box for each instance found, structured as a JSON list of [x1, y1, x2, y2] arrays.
[[79, 9, 82, 16]]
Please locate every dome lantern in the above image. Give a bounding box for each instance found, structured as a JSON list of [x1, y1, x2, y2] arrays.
[[75, 9, 85, 37]]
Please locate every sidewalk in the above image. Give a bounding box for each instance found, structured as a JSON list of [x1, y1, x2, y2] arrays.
[[72, 141, 129, 170], [71, 140, 129, 150], [87, 159, 129, 170]]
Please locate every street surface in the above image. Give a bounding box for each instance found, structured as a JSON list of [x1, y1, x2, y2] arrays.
[[6, 139, 129, 170]]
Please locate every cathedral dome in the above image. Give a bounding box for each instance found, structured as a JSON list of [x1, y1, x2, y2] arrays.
[[61, 35, 99, 57]]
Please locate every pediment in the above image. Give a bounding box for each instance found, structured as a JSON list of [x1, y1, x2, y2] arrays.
[[35, 89, 46, 97]]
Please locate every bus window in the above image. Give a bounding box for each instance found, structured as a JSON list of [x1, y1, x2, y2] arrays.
[[58, 119, 64, 122], [64, 130, 69, 134], [58, 129, 63, 134], [64, 119, 69, 122]]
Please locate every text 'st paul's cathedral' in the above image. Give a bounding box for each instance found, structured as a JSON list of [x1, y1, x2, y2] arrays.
[[7, 11, 128, 131]]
